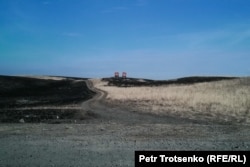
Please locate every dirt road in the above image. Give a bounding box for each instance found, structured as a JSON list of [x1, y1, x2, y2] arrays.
[[0, 79, 250, 167]]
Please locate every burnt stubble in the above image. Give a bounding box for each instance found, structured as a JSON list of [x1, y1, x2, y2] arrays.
[[0, 75, 95, 123]]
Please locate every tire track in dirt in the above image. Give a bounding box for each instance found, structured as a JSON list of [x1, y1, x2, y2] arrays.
[[81, 79, 107, 112]]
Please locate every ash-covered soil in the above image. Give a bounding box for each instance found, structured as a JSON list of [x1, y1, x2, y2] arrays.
[[0, 75, 95, 123], [103, 76, 237, 87]]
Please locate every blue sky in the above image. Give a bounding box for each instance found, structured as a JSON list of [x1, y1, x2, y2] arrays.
[[1, 0, 250, 79]]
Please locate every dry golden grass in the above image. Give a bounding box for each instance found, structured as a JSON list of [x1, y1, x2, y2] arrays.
[[92, 78, 250, 124]]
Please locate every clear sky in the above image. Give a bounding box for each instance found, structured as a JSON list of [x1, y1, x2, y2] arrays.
[[1, 0, 250, 79]]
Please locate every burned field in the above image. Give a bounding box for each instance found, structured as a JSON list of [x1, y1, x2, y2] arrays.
[[0, 75, 241, 124], [103, 76, 237, 87], [0, 76, 95, 123]]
